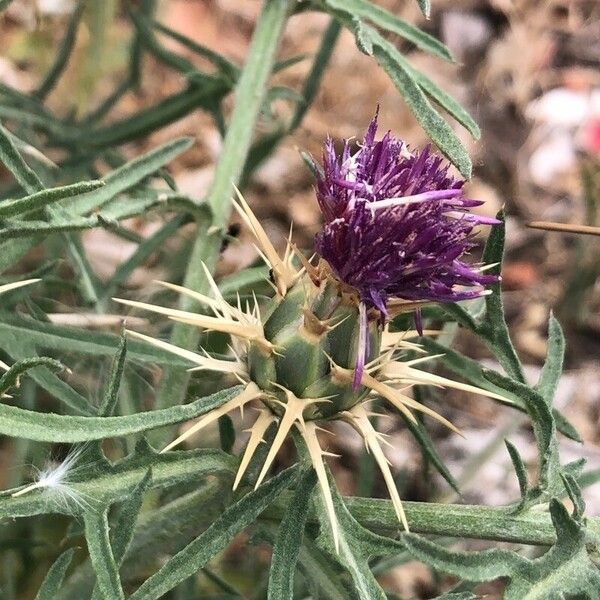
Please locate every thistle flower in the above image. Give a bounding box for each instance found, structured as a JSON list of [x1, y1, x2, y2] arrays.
[[313, 114, 499, 384], [115, 127, 504, 551]]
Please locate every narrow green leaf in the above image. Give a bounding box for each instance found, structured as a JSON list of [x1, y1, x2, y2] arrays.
[[0, 127, 57, 171], [417, 336, 580, 442], [259, 521, 350, 600], [129, 9, 199, 75], [0, 312, 192, 367], [0, 181, 103, 218], [561, 473, 585, 521], [83, 78, 132, 125], [90, 470, 152, 600], [416, 0, 431, 18], [84, 508, 125, 600], [402, 409, 459, 493], [268, 469, 316, 600], [480, 209, 526, 381], [75, 84, 229, 149], [353, 17, 374, 55], [315, 471, 403, 600], [484, 370, 559, 494], [323, 0, 453, 61], [401, 532, 518, 583], [58, 480, 227, 599], [151, 19, 239, 79], [536, 313, 565, 405], [69, 137, 194, 214], [0, 356, 63, 396], [0, 122, 44, 194], [0, 216, 99, 239], [441, 302, 479, 332], [400, 62, 481, 139], [129, 465, 300, 600], [4, 338, 94, 415], [34, 548, 76, 600], [218, 265, 271, 297], [371, 37, 472, 178], [504, 440, 529, 506], [290, 18, 341, 130], [0, 385, 243, 442], [402, 499, 600, 599], [98, 333, 127, 417], [34, 3, 83, 100]]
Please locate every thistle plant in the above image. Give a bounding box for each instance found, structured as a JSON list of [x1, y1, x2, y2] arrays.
[[0, 1, 599, 599], [115, 117, 506, 549]]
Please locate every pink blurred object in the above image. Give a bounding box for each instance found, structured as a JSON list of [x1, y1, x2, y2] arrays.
[[581, 118, 600, 157]]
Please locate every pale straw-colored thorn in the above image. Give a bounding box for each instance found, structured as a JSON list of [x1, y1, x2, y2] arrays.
[[0, 359, 9, 371], [232, 187, 297, 296], [254, 389, 327, 489], [388, 387, 462, 436], [125, 330, 247, 376], [113, 298, 260, 340], [167, 315, 273, 353], [405, 353, 446, 367], [154, 280, 224, 320], [345, 404, 409, 531], [479, 262, 500, 272], [0, 278, 41, 296], [314, 425, 334, 435], [381, 328, 440, 350], [200, 262, 238, 320], [333, 363, 419, 425], [161, 383, 263, 453], [361, 369, 462, 435], [292, 245, 320, 284], [300, 420, 340, 552], [233, 408, 278, 491], [283, 222, 294, 265], [383, 360, 509, 404]]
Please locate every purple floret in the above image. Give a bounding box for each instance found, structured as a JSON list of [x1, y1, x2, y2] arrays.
[[313, 113, 499, 386]]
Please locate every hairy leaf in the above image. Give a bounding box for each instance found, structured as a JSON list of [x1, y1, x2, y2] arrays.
[[69, 137, 194, 214], [402, 499, 600, 599], [34, 548, 77, 600], [0, 312, 192, 368], [322, 0, 452, 61], [0, 181, 103, 218], [268, 469, 316, 599], [84, 508, 125, 600], [129, 465, 300, 600], [0, 385, 243, 442], [536, 313, 565, 405]]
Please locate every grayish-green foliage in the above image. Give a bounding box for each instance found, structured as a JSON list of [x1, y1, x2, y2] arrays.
[[0, 1, 597, 598]]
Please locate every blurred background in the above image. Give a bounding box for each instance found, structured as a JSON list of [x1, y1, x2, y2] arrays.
[[1, 0, 599, 597]]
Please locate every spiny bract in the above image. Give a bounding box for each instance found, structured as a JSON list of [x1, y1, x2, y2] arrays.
[[116, 120, 503, 550]]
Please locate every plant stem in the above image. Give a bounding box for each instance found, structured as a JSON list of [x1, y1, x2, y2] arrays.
[[153, 0, 293, 427], [264, 493, 600, 548]]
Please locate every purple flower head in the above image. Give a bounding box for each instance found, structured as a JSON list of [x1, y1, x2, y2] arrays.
[[313, 113, 499, 387]]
